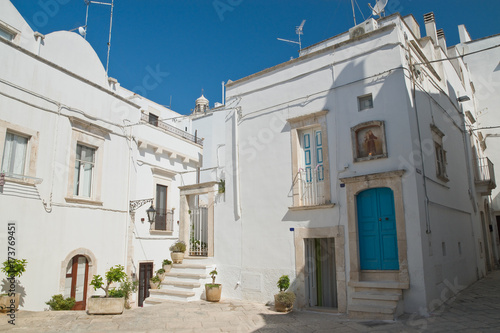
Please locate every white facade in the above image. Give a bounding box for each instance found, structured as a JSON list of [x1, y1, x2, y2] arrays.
[[191, 13, 493, 317], [454, 26, 500, 271], [0, 0, 202, 310]]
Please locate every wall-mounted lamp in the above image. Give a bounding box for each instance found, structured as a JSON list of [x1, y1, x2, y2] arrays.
[[457, 95, 470, 103], [146, 205, 156, 224]]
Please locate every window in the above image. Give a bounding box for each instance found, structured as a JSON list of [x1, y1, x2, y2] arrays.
[[73, 144, 95, 197], [299, 128, 324, 184], [65, 117, 107, 204], [431, 125, 448, 181], [150, 168, 176, 233], [148, 113, 159, 126], [358, 94, 373, 111], [0, 27, 13, 41], [153, 184, 172, 231], [288, 110, 331, 208], [1, 132, 28, 176]]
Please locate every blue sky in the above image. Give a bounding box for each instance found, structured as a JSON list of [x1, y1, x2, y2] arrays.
[[10, 0, 500, 115]]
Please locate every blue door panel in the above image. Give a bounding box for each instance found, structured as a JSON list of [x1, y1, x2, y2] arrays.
[[357, 188, 399, 270]]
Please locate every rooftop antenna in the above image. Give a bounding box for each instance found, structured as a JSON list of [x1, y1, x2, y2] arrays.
[[351, 0, 357, 25], [277, 19, 306, 52], [83, 0, 114, 75], [369, 0, 388, 18]]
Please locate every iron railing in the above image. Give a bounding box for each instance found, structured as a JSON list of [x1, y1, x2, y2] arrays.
[[296, 166, 325, 206], [152, 209, 174, 232], [141, 113, 204, 146], [475, 157, 496, 186], [189, 205, 208, 256]]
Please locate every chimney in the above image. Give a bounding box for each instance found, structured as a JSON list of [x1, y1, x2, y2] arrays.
[[437, 29, 447, 52], [458, 24, 472, 43], [424, 12, 438, 45]]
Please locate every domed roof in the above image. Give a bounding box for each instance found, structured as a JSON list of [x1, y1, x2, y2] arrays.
[[196, 94, 209, 104]]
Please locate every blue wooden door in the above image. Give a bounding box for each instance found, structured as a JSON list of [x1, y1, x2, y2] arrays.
[[357, 188, 399, 270]]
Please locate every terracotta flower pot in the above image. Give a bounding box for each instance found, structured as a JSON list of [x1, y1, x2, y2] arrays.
[[87, 296, 125, 315], [0, 293, 20, 313], [205, 284, 222, 302], [149, 280, 161, 289], [163, 264, 172, 273], [171, 252, 184, 264]]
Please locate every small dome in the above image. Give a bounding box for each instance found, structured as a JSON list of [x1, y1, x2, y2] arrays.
[[196, 94, 209, 104]]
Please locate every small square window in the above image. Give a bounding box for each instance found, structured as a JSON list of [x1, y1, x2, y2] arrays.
[[358, 94, 373, 111], [148, 113, 159, 126], [0, 27, 13, 41]]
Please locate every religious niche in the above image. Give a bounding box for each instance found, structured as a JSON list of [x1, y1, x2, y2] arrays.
[[351, 121, 387, 162]]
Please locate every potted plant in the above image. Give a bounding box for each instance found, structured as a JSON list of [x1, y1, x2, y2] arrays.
[[0, 258, 27, 312], [274, 275, 295, 312], [162, 259, 172, 273], [87, 265, 127, 315], [169, 241, 186, 264], [156, 268, 166, 281], [205, 268, 222, 302], [45, 294, 76, 311], [149, 275, 161, 289]]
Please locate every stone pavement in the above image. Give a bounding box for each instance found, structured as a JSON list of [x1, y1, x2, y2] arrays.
[[1, 270, 500, 332]]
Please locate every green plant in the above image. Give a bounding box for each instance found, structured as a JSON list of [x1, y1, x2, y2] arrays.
[[169, 240, 187, 253], [275, 291, 296, 308], [45, 294, 75, 311], [108, 288, 126, 298], [277, 275, 290, 292], [90, 265, 127, 298], [162, 259, 172, 266], [218, 179, 225, 193], [157, 268, 165, 275], [150, 275, 161, 285], [207, 268, 219, 286], [1, 259, 27, 278]]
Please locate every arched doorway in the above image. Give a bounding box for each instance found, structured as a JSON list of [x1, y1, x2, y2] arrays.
[[357, 187, 399, 270], [64, 255, 89, 310]]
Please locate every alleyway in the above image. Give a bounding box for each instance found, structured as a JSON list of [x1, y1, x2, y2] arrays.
[[1, 270, 500, 332]]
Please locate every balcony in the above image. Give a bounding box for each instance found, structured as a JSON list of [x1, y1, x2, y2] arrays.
[[474, 157, 496, 196], [292, 167, 328, 209], [151, 209, 174, 232], [141, 113, 204, 146]]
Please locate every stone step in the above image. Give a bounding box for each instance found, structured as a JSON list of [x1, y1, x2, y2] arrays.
[[161, 280, 201, 289], [349, 280, 409, 290], [172, 263, 215, 274], [351, 291, 401, 302], [348, 304, 396, 320], [143, 297, 169, 306], [165, 272, 209, 280], [150, 289, 196, 298]]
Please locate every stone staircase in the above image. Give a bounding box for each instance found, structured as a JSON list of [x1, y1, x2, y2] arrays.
[[144, 257, 214, 306], [348, 280, 409, 320]]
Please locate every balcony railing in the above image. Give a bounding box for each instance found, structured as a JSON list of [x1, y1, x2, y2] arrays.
[[296, 166, 325, 206], [152, 209, 174, 232], [141, 113, 204, 146], [474, 157, 496, 195]]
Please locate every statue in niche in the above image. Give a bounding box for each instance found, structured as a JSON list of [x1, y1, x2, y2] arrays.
[[356, 126, 383, 159]]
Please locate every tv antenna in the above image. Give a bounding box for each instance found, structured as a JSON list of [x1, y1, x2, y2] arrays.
[[277, 19, 306, 52], [369, 0, 388, 18], [83, 0, 114, 75]]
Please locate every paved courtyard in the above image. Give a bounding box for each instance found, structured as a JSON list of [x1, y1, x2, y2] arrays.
[[2, 270, 500, 332]]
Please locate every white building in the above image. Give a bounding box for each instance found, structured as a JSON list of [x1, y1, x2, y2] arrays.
[[0, 0, 202, 310], [191, 13, 495, 319], [454, 25, 500, 272]]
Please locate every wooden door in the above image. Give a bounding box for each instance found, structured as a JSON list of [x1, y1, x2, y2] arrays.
[[66, 255, 89, 310], [357, 188, 399, 270], [138, 263, 153, 307]]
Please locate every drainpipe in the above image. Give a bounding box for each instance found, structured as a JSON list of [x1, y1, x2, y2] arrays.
[[34, 32, 44, 56], [42, 103, 62, 212], [233, 108, 242, 220]]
